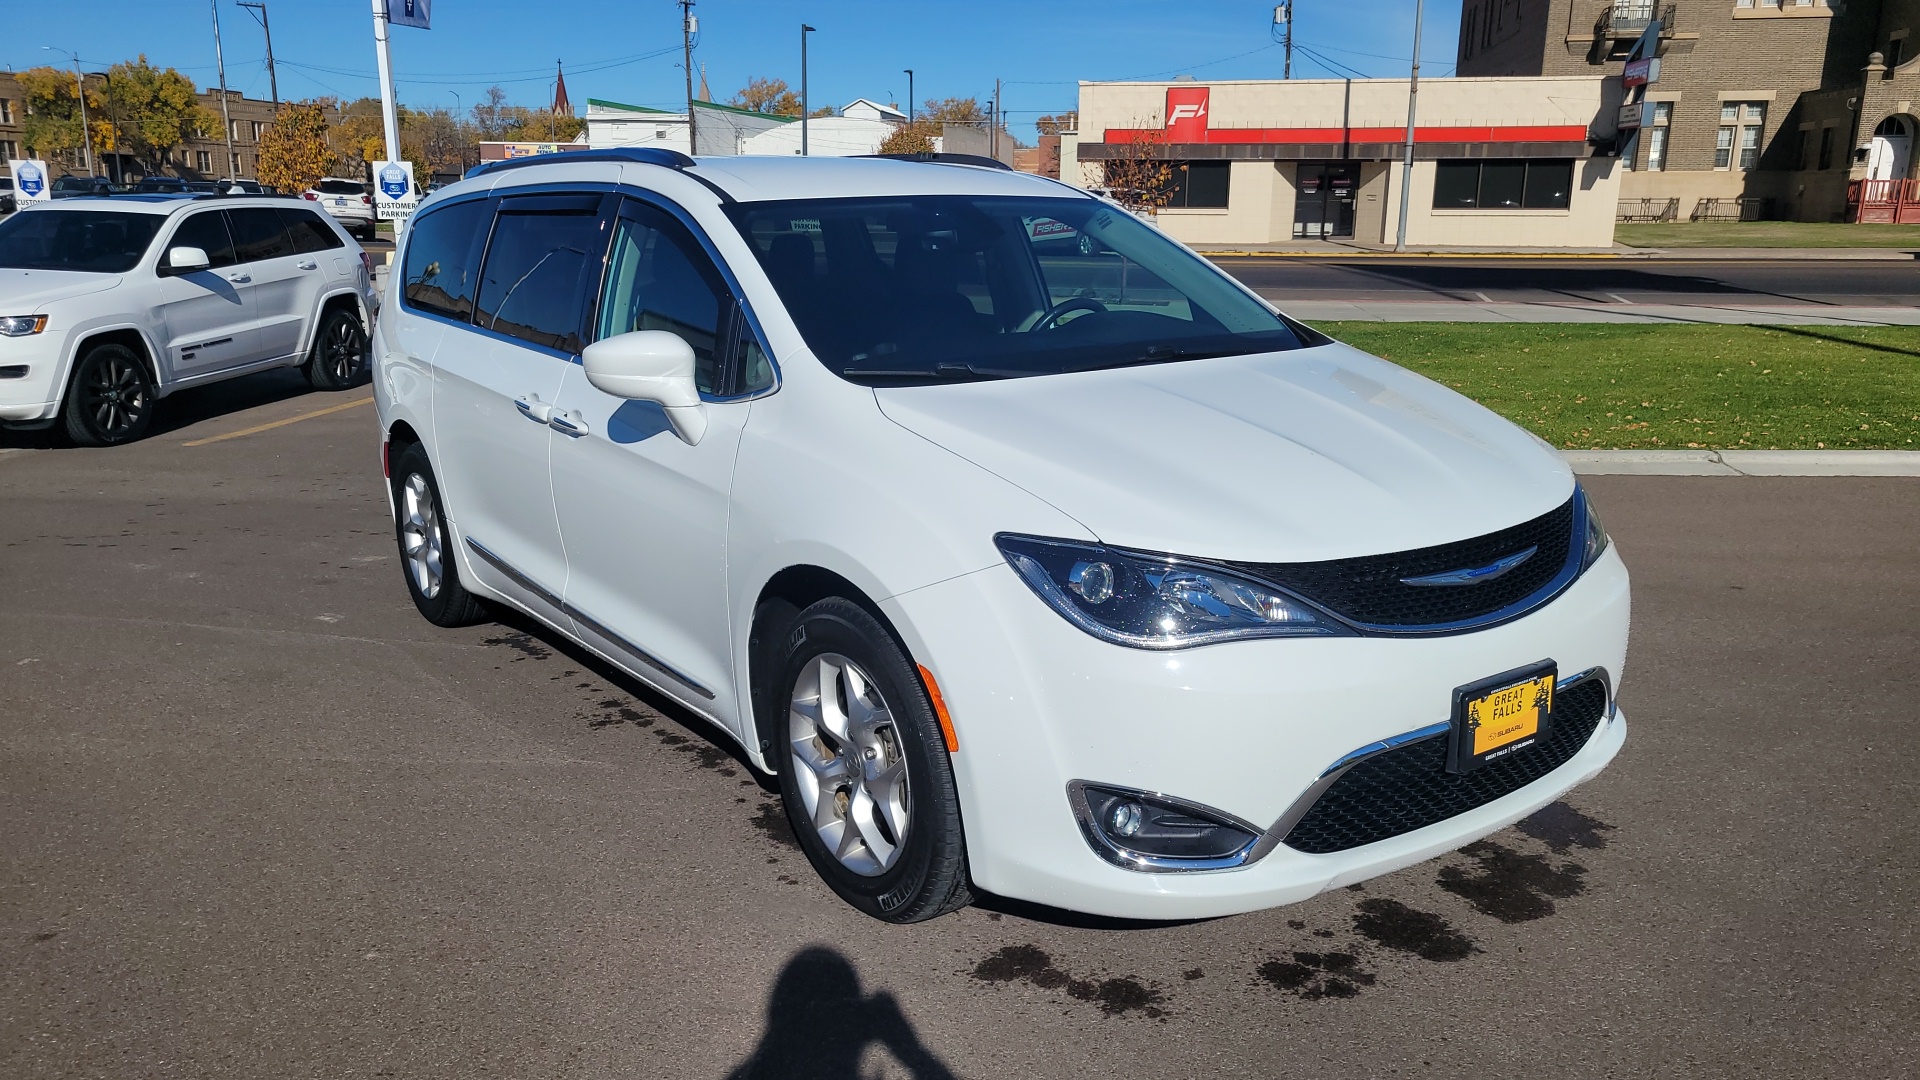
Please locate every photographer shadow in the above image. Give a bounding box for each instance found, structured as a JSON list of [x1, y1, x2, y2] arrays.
[[726, 946, 957, 1080]]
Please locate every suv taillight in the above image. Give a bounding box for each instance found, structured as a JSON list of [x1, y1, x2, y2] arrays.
[[302, 192, 318, 200], [360, 251, 376, 278], [361, 194, 371, 205]]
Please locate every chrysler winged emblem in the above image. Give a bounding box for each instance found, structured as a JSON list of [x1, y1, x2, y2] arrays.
[[1400, 546, 1537, 587]]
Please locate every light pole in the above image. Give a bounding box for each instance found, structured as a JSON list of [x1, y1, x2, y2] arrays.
[[210, 1, 237, 178], [90, 71, 119, 185], [800, 24, 815, 156], [43, 47, 94, 175], [449, 90, 464, 172], [1393, 0, 1425, 253], [903, 69, 913, 123]]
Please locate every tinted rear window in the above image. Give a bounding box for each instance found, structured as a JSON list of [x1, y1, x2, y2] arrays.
[[168, 211, 238, 269], [315, 180, 366, 195], [474, 196, 609, 353], [402, 198, 492, 320], [227, 207, 296, 262], [277, 207, 344, 254], [0, 210, 166, 273]]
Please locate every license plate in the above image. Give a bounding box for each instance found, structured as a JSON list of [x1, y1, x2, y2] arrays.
[[333, 198, 347, 206], [1447, 661, 1555, 774]]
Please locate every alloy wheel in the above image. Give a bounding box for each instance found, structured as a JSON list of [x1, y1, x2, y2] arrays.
[[81, 354, 148, 437], [322, 316, 366, 382], [400, 473, 443, 599], [788, 653, 912, 876]]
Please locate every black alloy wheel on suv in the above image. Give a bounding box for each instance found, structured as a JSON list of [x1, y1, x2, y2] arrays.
[[305, 308, 369, 391], [63, 343, 155, 446]]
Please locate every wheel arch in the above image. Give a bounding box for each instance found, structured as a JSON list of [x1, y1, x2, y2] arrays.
[[67, 327, 161, 398], [296, 288, 370, 359]]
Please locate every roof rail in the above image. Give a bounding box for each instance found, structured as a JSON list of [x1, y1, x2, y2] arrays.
[[860, 152, 1014, 172], [463, 146, 696, 180]]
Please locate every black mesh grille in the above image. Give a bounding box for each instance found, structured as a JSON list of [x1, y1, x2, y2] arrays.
[[1281, 678, 1609, 855], [1233, 495, 1577, 629]]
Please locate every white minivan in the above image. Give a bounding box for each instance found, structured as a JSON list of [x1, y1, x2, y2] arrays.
[[375, 149, 1629, 923], [0, 194, 376, 444]]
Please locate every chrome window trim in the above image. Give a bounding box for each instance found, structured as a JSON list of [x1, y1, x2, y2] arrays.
[[463, 535, 715, 701], [1245, 665, 1614, 863], [1066, 780, 1265, 874]]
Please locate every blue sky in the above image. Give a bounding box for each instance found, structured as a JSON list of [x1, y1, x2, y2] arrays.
[[6, 0, 1466, 138]]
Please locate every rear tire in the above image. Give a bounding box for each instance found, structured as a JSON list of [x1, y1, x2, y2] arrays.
[[391, 443, 489, 628], [304, 307, 367, 390], [62, 343, 155, 447], [772, 598, 972, 923]]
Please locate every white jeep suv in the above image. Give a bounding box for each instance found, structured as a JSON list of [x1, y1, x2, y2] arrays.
[[375, 149, 1629, 923], [0, 194, 376, 445]]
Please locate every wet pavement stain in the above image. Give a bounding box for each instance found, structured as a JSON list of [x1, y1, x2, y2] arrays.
[[1351, 898, 1478, 961], [479, 632, 551, 661], [1256, 950, 1377, 1000], [1516, 801, 1616, 855], [751, 798, 801, 851], [1438, 840, 1587, 923], [972, 945, 1168, 1018]]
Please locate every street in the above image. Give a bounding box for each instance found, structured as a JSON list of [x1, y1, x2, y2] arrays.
[[3, 376, 1915, 1079], [1210, 255, 1920, 307]]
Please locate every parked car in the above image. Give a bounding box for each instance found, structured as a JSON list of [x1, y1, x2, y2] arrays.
[[51, 175, 115, 199], [217, 179, 277, 195], [374, 148, 1629, 923], [0, 194, 378, 445], [131, 177, 188, 194], [304, 178, 375, 240]]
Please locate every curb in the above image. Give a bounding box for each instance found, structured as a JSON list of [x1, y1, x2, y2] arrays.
[[1565, 449, 1920, 476]]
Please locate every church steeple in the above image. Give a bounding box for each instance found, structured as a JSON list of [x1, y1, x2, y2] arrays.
[[552, 60, 573, 117]]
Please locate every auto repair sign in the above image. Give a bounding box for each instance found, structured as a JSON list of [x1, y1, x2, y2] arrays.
[[1165, 86, 1210, 142], [8, 160, 51, 204], [373, 160, 417, 223]]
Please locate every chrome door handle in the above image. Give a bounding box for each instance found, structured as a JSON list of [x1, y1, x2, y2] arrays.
[[297, 259, 319, 270], [548, 412, 588, 438], [226, 272, 252, 283], [513, 395, 554, 423]]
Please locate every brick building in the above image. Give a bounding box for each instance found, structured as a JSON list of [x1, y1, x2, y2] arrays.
[[0, 76, 282, 184], [1457, 0, 1920, 222]]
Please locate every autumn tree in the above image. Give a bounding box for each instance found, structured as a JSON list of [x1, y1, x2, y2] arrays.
[[1035, 111, 1078, 136], [99, 59, 220, 176], [877, 122, 938, 156], [498, 108, 585, 143], [1099, 123, 1175, 213], [256, 102, 335, 194], [919, 96, 990, 124], [731, 77, 802, 117], [470, 86, 513, 139], [15, 67, 105, 170]]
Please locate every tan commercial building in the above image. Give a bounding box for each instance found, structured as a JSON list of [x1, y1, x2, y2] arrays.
[[0, 75, 281, 184], [1457, 0, 1920, 223], [1070, 75, 1623, 248]]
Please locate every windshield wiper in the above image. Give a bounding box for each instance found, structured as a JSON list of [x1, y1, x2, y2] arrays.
[[841, 361, 1028, 381], [1061, 344, 1227, 374]]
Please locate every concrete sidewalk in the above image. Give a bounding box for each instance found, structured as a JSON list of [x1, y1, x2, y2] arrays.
[[1565, 449, 1920, 475], [1286, 300, 1920, 325], [1199, 242, 1920, 260]]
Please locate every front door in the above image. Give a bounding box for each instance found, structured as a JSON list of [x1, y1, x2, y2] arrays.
[[550, 197, 756, 725], [1292, 163, 1359, 239], [155, 209, 257, 378], [225, 206, 320, 362], [431, 192, 612, 619]]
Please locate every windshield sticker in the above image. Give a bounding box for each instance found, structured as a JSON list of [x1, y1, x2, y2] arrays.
[[1025, 217, 1079, 243], [788, 218, 822, 234]]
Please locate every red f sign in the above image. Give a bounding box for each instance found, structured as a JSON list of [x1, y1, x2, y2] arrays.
[[1165, 86, 1210, 141]]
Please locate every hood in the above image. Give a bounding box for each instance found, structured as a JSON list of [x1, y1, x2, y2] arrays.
[[873, 342, 1573, 564], [0, 269, 123, 310]]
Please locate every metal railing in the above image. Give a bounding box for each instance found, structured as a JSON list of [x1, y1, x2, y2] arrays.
[[1617, 196, 1680, 222], [1601, 2, 1674, 37]]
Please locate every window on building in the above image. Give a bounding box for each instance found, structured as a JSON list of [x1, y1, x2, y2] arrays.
[[0, 99, 12, 124], [1818, 126, 1835, 169], [1644, 102, 1672, 171], [1432, 159, 1574, 209], [1165, 161, 1231, 209], [195, 150, 212, 172], [0, 140, 16, 161], [1889, 38, 1907, 70], [1717, 102, 1766, 170], [252, 121, 266, 142]]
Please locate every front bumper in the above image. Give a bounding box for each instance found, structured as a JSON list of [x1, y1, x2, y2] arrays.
[[0, 333, 67, 424], [880, 544, 1631, 920]]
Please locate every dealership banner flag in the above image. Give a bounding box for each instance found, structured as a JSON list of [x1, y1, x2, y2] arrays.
[[388, 0, 430, 29]]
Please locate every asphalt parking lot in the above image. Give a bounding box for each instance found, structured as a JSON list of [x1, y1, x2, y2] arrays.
[[3, 376, 1916, 1080]]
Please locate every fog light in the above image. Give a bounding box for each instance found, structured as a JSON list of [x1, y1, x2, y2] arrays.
[[1072, 782, 1263, 871], [1067, 560, 1114, 604]]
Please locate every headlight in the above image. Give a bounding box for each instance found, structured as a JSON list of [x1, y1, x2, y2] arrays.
[[0, 315, 48, 337], [996, 534, 1349, 649], [1579, 486, 1610, 571]]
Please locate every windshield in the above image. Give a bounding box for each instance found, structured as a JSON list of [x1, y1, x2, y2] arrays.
[[0, 210, 165, 273], [727, 195, 1313, 383]]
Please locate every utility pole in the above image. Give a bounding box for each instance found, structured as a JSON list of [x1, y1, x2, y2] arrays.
[[680, 0, 696, 155], [991, 78, 1000, 161], [800, 24, 815, 156], [903, 69, 913, 122], [1393, 0, 1424, 253], [1275, 3, 1293, 80], [42, 48, 94, 175], [369, 0, 401, 169], [210, 1, 236, 177], [237, 2, 278, 110]]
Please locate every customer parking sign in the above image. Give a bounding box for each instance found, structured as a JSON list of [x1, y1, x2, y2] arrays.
[[372, 160, 417, 225], [8, 160, 51, 204]]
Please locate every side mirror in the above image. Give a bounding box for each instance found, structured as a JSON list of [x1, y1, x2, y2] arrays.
[[164, 246, 211, 274], [581, 329, 708, 445]]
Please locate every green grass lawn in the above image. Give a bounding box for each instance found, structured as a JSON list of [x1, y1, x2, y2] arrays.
[[1614, 221, 1920, 249], [1324, 323, 1920, 450]]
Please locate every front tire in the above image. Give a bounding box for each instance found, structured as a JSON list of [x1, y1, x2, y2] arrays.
[[391, 443, 489, 628], [63, 343, 155, 446], [304, 307, 367, 390], [774, 598, 971, 923]]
